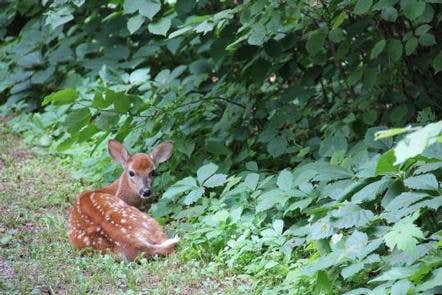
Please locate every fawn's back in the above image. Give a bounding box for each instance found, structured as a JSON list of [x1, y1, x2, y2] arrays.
[[68, 140, 178, 260]]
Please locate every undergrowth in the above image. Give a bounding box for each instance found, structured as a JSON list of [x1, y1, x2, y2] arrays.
[[0, 123, 252, 294]]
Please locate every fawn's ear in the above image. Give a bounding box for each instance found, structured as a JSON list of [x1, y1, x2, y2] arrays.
[[150, 141, 173, 166], [108, 140, 129, 166]]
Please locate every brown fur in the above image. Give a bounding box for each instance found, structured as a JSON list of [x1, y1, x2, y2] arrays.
[[68, 140, 177, 260]]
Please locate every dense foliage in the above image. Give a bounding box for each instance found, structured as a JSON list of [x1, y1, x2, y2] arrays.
[[1, 0, 442, 293]]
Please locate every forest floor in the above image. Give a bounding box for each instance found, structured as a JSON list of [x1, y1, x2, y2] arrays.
[[0, 121, 252, 294]]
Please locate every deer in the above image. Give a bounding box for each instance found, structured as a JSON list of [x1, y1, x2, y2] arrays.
[[68, 139, 179, 261]]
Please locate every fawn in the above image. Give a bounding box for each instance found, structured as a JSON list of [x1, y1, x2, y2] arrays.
[[68, 139, 179, 260]]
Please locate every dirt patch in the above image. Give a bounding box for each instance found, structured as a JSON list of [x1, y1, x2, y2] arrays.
[[178, 281, 205, 295], [0, 115, 15, 124], [11, 150, 33, 161], [17, 222, 35, 234], [0, 258, 15, 279]]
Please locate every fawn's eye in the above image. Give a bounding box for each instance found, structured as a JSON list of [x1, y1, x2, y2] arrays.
[[128, 170, 135, 177]]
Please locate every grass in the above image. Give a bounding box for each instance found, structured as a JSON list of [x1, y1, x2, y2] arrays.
[[0, 122, 253, 294]]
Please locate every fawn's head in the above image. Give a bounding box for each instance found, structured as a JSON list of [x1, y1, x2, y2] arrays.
[[108, 140, 173, 198]]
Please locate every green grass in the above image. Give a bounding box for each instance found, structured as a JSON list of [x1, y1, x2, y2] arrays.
[[0, 123, 252, 294]]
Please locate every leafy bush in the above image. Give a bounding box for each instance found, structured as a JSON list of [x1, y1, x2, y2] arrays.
[[163, 123, 442, 293], [2, 0, 442, 293]]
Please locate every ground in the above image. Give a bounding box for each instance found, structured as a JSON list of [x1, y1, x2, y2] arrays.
[[0, 122, 253, 294]]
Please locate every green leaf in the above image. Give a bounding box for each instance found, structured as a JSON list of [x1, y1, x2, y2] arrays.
[[197, 163, 218, 185], [433, 52, 442, 73], [331, 203, 374, 229], [381, 7, 398, 22], [416, 267, 442, 292], [202, 209, 229, 227], [31, 66, 55, 85], [293, 163, 352, 186], [113, 94, 130, 113], [16, 51, 43, 68], [273, 219, 284, 235], [414, 161, 442, 175], [129, 68, 150, 85], [404, 173, 438, 190], [341, 262, 364, 279], [384, 211, 424, 253], [203, 173, 227, 188], [384, 192, 428, 212], [163, 186, 191, 200], [175, 205, 207, 219], [127, 14, 145, 34], [194, 21, 214, 34], [370, 265, 419, 282], [319, 131, 348, 156], [163, 177, 197, 200], [344, 231, 368, 260], [401, 0, 426, 21], [168, 26, 192, 39], [92, 92, 112, 109], [419, 33, 436, 46], [64, 108, 91, 132], [206, 140, 230, 155], [78, 124, 99, 142], [148, 16, 172, 36], [285, 197, 313, 213], [329, 28, 345, 43], [267, 136, 287, 158], [244, 173, 259, 190], [256, 189, 289, 212], [370, 39, 386, 59], [139, 0, 161, 19], [341, 254, 381, 279], [332, 11, 347, 29], [183, 187, 205, 205], [351, 177, 392, 203], [387, 39, 403, 62], [123, 0, 139, 13], [175, 0, 195, 15], [124, 0, 160, 19], [43, 88, 78, 105], [405, 37, 418, 56], [302, 252, 342, 276], [376, 150, 399, 175], [95, 112, 119, 131], [45, 6, 74, 30], [310, 218, 334, 240], [306, 30, 326, 56], [394, 121, 442, 165], [277, 170, 294, 193], [347, 68, 363, 86], [374, 126, 412, 140], [354, 0, 373, 15], [248, 23, 266, 46], [391, 279, 413, 295], [314, 271, 332, 295], [415, 24, 431, 36]]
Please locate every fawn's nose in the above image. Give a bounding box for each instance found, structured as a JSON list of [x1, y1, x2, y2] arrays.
[[140, 188, 151, 198]]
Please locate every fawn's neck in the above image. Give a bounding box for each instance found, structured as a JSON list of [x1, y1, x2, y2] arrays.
[[99, 173, 141, 207]]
